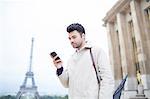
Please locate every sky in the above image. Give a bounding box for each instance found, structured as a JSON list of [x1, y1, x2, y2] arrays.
[[0, 0, 118, 96]]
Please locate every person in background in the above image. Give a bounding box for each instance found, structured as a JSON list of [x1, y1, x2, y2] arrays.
[[50, 23, 114, 99]]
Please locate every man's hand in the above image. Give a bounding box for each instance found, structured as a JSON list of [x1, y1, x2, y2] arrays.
[[52, 56, 63, 69]]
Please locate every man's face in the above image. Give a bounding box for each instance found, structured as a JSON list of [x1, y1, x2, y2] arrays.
[[68, 30, 85, 49]]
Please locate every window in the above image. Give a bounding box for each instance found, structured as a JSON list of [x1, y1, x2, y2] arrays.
[[144, 7, 150, 41], [145, 7, 150, 24]]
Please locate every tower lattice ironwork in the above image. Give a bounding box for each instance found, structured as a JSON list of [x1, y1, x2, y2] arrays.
[[16, 38, 40, 99]]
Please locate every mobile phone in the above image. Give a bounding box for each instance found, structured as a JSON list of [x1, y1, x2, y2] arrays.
[[50, 51, 60, 60], [50, 52, 57, 58]]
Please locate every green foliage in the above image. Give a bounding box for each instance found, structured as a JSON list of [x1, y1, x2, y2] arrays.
[[0, 95, 15, 99], [0, 95, 68, 99], [40, 95, 68, 99]]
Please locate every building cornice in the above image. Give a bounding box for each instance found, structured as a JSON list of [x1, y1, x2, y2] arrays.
[[103, 0, 131, 25]]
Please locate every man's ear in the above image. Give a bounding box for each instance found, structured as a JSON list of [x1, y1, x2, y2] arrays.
[[82, 33, 85, 39]]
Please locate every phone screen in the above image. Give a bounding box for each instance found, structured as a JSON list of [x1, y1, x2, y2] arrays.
[[50, 52, 57, 58], [50, 52, 60, 60]]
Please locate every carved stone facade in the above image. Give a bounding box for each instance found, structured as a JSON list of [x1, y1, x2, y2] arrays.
[[103, 0, 150, 98]]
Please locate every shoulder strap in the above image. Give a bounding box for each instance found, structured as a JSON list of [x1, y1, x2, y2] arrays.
[[89, 48, 100, 84]]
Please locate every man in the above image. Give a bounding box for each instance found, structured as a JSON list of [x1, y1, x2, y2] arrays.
[[51, 23, 114, 99]]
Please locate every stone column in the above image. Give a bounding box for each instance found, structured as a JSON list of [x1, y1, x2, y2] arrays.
[[106, 22, 123, 88], [130, 0, 150, 90], [116, 12, 137, 90], [141, 0, 150, 90], [129, 0, 149, 98]]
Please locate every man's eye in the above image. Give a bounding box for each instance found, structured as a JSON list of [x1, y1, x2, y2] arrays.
[[72, 36, 76, 39]]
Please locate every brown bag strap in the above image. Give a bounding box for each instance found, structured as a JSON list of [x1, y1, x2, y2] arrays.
[[89, 48, 100, 84]]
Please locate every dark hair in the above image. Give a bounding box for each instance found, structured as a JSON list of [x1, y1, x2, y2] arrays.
[[66, 23, 85, 35]]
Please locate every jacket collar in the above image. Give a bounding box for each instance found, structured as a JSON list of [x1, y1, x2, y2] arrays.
[[76, 41, 92, 52]]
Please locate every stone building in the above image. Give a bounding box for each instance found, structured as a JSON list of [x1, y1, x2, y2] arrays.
[[103, 0, 150, 98]]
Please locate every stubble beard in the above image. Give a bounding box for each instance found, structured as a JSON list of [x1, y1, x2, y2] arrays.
[[74, 42, 83, 49]]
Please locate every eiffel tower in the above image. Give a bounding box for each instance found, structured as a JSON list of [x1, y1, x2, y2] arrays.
[[16, 38, 40, 99]]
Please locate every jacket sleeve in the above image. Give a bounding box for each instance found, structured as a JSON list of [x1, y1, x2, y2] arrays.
[[58, 68, 69, 88], [97, 49, 114, 99]]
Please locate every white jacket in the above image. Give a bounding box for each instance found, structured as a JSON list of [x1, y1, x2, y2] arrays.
[[58, 42, 114, 99]]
